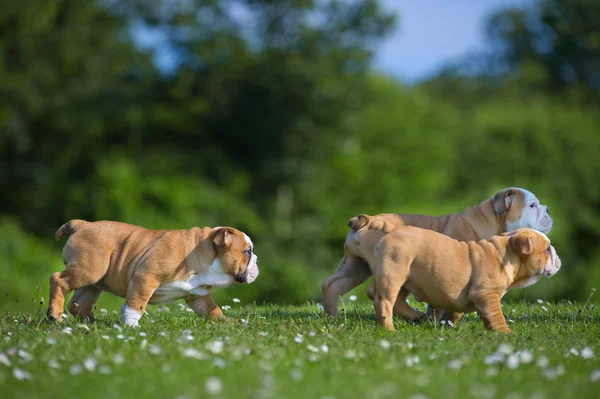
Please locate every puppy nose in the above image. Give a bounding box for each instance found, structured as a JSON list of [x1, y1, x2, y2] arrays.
[[546, 207, 550, 215], [256, 259, 259, 265]]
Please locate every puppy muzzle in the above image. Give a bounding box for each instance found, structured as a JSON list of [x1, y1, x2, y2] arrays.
[[235, 255, 260, 284], [539, 209, 553, 234], [543, 248, 561, 277]]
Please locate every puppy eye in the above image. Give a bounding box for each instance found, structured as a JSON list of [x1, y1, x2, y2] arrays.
[[245, 248, 252, 255], [545, 246, 551, 253], [530, 203, 537, 208]]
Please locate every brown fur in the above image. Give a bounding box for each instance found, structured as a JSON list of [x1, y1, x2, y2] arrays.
[[47, 220, 254, 323], [373, 227, 559, 333], [322, 188, 529, 317]]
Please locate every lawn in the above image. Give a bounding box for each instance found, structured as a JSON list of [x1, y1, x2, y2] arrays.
[[0, 300, 599, 399]]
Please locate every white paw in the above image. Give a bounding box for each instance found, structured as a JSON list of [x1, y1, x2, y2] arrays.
[[121, 304, 142, 328]]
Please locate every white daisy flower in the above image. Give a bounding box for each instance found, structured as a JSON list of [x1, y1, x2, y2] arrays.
[[379, 339, 391, 350], [18, 349, 33, 363], [99, 365, 112, 375], [232, 298, 241, 303], [112, 353, 125, 365], [447, 359, 462, 370], [13, 368, 31, 380], [290, 368, 303, 381], [506, 354, 519, 369], [0, 353, 12, 367], [536, 355, 549, 368], [47, 359, 60, 369], [207, 340, 224, 354], [349, 295, 357, 302], [581, 347, 594, 359], [307, 345, 319, 353], [205, 377, 223, 395], [569, 348, 580, 356], [183, 348, 207, 360], [497, 343, 513, 355], [213, 358, 226, 369], [83, 357, 96, 372], [69, 364, 83, 375], [518, 350, 534, 364], [320, 344, 329, 353]]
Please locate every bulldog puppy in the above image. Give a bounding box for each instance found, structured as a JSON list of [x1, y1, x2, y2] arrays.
[[48, 220, 259, 327], [373, 227, 561, 333], [322, 187, 552, 317]]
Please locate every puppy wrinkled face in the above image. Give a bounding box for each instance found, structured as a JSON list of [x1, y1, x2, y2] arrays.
[[498, 188, 553, 234], [509, 229, 561, 289], [212, 227, 259, 284]]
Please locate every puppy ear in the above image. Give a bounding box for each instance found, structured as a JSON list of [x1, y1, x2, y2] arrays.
[[510, 232, 533, 255], [212, 228, 233, 249], [348, 214, 370, 231], [493, 189, 515, 214]]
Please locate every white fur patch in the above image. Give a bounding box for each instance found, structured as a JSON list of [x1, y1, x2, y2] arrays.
[[242, 232, 259, 284], [544, 245, 561, 276], [506, 188, 553, 234], [121, 305, 142, 328], [150, 259, 233, 304], [243, 233, 253, 248]]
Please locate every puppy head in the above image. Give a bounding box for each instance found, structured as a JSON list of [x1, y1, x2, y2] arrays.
[[506, 228, 561, 289], [212, 227, 259, 284], [492, 187, 553, 234]]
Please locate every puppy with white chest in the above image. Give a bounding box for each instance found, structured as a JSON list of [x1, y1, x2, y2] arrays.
[[373, 227, 561, 333], [48, 220, 259, 327]]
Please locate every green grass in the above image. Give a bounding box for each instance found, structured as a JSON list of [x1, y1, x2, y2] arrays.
[[0, 300, 599, 399]]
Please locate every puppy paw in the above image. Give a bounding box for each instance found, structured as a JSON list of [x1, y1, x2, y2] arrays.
[[46, 308, 62, 323]]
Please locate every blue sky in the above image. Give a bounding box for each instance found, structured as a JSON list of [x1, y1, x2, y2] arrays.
[[134, 0, 534, 83], [373, 0, 533, 83]]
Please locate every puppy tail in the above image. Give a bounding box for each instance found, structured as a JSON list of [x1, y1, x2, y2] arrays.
[[55, 219, 86, 241], [348, 214, 371, 231]]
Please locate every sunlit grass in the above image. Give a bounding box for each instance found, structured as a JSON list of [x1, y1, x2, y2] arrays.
[[0, 300, 599, 399]]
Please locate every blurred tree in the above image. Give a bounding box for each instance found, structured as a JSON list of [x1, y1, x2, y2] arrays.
[[485, 0, 600, 99], [0, 0, 156, 233]]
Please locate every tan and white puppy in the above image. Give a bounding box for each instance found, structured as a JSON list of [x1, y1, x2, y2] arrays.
[[322, 187, 552, 317], [48, 220, 259, 327], [373, 227, 561, 333]]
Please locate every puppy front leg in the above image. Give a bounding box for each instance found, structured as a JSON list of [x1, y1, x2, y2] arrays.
[[472, 292, 511, 334], [186, 294, 229, 321], [122, 275, 161, 328]]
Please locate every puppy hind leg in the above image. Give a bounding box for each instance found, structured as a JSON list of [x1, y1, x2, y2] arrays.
[[68, 286, 103, 322], [47, 266, 104, 322], [393, 287, 425, 323], [322, 254, 371, 317], [186, 294, 228, 321]]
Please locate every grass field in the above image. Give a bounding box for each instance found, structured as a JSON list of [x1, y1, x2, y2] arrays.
[[1, 299, 599, 399]]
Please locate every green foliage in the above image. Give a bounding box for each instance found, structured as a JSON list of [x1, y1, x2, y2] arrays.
[[1, 0, 599, 309], [1, 303, 599, 398]]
